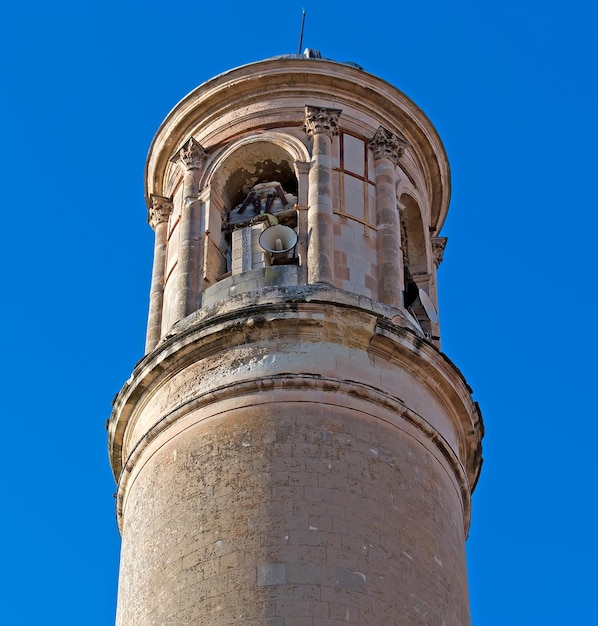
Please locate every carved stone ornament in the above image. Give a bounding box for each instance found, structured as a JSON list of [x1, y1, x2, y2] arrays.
[[148, 194, 173, 230], [303, 106, 342, 137], [170, 137, 206, 170], [431, 237, 448, 267], [369, 126, 409, 164]]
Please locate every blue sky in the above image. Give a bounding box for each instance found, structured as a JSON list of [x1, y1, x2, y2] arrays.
[[1, 1, 596, 623]]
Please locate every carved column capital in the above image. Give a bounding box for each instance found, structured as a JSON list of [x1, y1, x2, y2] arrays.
[[303, 106, 342, 138], [148, 195, 173, 230], [431, 237, 448, 267], [170, 137, 206, 170], [369, 126, 409, 165]]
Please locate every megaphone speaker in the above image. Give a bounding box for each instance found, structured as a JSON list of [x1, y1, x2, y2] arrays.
[[259, 224, 298, 254]]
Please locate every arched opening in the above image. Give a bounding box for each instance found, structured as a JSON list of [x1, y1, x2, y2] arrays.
[[206, 141, 299, 280], [400, 193, 427, 277], [211, 141, 298, 210], [400, 193, 436, 335]]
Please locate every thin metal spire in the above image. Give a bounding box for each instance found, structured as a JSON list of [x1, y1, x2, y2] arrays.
[[297, 9, 306, 54]]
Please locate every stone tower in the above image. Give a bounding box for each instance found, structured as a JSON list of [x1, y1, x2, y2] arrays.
[[108, 52, 483, 625]]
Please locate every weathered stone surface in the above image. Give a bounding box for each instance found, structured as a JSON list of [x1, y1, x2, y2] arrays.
[[110, 287, 481, 624], [116, 405, 470, 624]]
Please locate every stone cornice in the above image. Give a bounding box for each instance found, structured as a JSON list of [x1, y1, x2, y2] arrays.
[[369, 126, 409, 164], [108, 286, 483, 517], [303, 105, 342, 137], [112, 370, 474, 534], [145, 59, 451, 231], [148, 194, 173, 229]]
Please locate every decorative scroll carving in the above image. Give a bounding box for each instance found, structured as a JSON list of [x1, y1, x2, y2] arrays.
[[369, 126, 409, 164], [148, 195, 173, 230], [303, 106, 342, 138], [170, 137, 206, 170], [431, 237, 448, 267]]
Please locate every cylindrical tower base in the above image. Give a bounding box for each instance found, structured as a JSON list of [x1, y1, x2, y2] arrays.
[[109, 282, 481, 626]]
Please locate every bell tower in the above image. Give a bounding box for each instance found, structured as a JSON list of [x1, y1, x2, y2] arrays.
[[108, 53, 483, 625]]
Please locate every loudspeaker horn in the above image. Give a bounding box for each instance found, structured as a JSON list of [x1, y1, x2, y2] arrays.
[[259, 224, 298, 254], [418, 288, 438, 324]]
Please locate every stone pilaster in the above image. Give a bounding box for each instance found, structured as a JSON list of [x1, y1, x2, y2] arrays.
[[369, 126, 409, 307], [145, 194, 173, 352], [304, 106, 341, 284], [169, 137, 206, 321], [294, 160, 310, 269]]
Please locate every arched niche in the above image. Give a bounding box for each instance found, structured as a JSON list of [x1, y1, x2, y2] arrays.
[[202, 132, 310, 201], [200, 134, 308, 283], [399, 192, 438, 336], [211, 143, 298, 211], [399, 193, 428, 278]]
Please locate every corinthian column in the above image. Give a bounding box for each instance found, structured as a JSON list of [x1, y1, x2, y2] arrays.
[[170, 137, 206, 321], [369, 126, 409, 307], [145, 194, 173, 352], [304, 106, 341, 284]]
